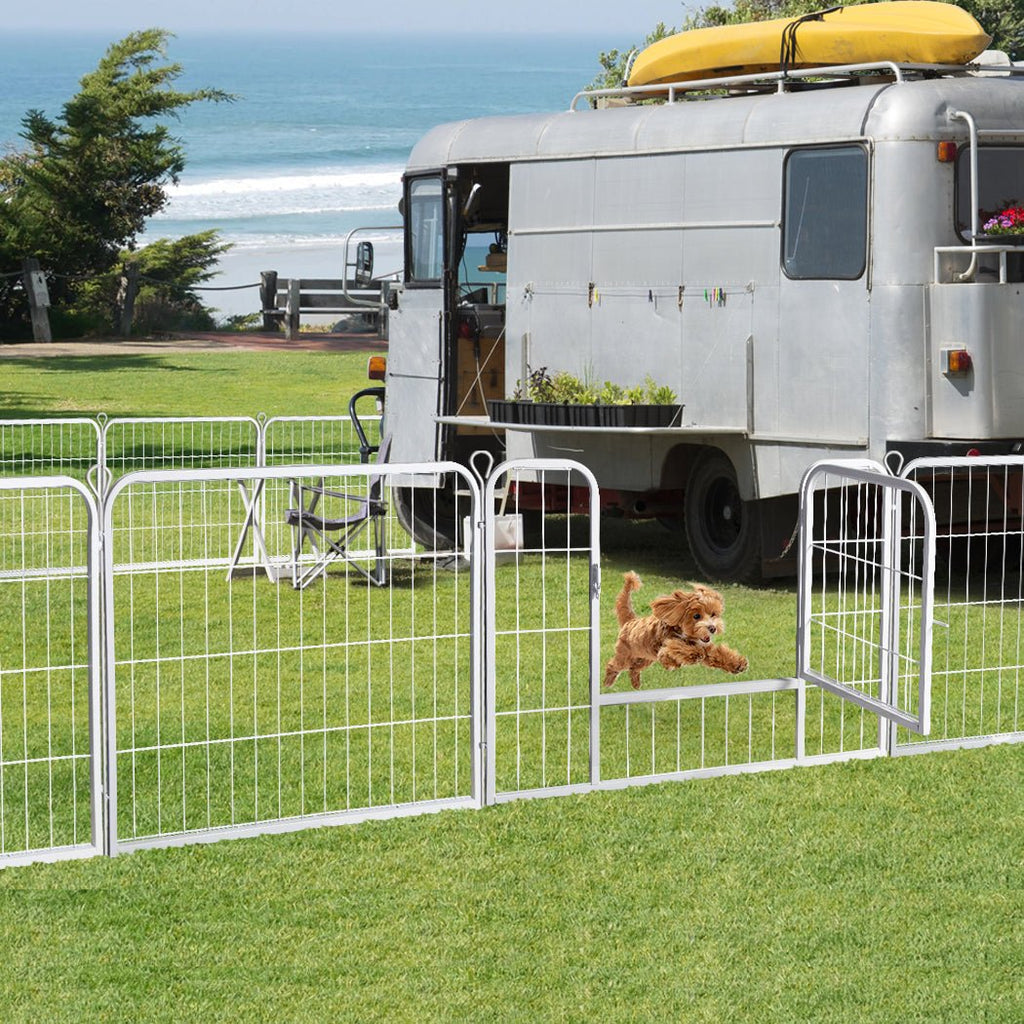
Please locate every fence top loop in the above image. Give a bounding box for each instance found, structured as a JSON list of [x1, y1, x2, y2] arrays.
[[884, 450, 905, 476], [469, 449, 494, 487]]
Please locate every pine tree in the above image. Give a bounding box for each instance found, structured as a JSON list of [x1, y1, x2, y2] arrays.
[[0, 29, 231, 334]]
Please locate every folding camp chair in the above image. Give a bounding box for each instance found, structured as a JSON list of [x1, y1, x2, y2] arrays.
[[285, 434, 390, 589]]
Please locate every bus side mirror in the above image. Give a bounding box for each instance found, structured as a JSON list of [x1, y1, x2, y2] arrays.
[[355, 241, 374, 285]]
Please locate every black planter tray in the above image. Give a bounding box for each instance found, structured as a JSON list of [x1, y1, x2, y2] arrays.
[[487, 400, 683, 428]]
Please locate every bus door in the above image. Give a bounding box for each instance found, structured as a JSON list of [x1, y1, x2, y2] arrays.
[[387, 173, 449, 464], [775, 144, 870, 445]]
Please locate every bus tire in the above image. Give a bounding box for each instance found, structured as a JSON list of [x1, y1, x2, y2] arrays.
[[393, 483, 462, 551], [684, 450, 762, 583]]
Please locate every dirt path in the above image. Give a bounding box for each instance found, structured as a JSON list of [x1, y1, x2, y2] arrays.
[[0, 330, 388, 358]]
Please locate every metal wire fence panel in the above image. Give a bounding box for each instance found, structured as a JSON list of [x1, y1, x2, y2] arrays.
[[0, 419, 100, 486], [0, 478, 101, 866], [101, 417, 261, 487], [260, 413, 391, 571], [100, 417, 263, 570], [799, 462, 935, 740], [102, 464, 480, 853], [484, 461, 600, 801], [262, 414, 382, 468], [897, 456, 1024, 751]]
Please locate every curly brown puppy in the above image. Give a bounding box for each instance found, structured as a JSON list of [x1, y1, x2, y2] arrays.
[[603, 571, 748, 689]]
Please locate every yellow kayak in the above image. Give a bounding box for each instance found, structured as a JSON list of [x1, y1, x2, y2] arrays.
[[627, 1, 992, 86]]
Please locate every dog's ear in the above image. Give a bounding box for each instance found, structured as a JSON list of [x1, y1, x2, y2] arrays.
[[690, 583, 725, 607], [650, 590, 692, 627]]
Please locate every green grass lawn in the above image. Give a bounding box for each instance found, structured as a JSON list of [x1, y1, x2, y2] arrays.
[[0, 349, 372, 419], [0, 744, 1021, 1022], [0, 347, 1021, 1021]]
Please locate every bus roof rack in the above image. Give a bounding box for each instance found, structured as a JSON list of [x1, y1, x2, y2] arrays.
[[571, 61, 1024, 110]]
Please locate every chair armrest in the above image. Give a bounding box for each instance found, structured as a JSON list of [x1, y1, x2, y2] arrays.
[[293, 482, 374, 503]]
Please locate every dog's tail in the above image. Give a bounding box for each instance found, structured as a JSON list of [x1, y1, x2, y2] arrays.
[[615, 571, 642, 626]]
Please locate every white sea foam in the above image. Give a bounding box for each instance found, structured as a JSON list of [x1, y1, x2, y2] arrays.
[[153, 165, 403, 223], [221, 229, 404, 251], [170, 168, 401, 198]]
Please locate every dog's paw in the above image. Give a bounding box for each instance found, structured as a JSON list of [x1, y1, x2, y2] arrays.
[[732, 656, 748, 674], [657, 651, 683, 670]]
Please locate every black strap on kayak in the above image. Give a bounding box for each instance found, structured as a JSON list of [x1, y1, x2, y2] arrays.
[[780, 6, 844, 76], [621, 48, 639, 87]]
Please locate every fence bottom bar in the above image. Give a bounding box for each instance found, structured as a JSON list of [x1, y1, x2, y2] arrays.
[[797, 748, 887, 767], [112, 797, 477, 856], [596, 757, 801, 790], [491, 782, 595, 804], [0, 843, 102, 870], [597, 747, 888, 791], [894, 731, 1024, 757]]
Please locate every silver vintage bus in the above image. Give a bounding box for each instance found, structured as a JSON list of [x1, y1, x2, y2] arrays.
[[381, 61, 1024, 580]]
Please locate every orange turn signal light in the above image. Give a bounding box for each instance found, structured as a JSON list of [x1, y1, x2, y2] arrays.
[[942, 348, 973, 375], [937, 141, 958, 163], [367, 355, 387, 381]]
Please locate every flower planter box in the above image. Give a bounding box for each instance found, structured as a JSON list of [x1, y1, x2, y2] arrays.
[[486, 399, 519, 424], [598, 404, 684, 427], [488, 400, 683, 428]]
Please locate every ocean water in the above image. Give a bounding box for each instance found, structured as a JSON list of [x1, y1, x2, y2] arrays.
[[0, 31, 612, 315]]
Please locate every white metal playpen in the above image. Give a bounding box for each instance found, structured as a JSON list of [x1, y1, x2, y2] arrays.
[[0, 415, 1019, 867]]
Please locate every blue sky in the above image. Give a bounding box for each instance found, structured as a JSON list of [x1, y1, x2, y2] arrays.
[[7, 0, 691, 35]]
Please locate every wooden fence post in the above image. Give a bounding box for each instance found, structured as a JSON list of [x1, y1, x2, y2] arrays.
[[21, 258, 52, 343], [260, 271, 279, 331], [117, 263, 140, 338], [285, 278, 301, 341]]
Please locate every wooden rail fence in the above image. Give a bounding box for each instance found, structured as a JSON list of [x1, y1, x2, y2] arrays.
[[259, 271, 387, 340]]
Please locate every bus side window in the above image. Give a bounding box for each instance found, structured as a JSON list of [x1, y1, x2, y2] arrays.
[[407, 176, 444, 283], [955, 145, 1024, 240], [782, 145, 868, 280]]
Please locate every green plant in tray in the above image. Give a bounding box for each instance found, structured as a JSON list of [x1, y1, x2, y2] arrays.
[[513, 366, 676, 406]]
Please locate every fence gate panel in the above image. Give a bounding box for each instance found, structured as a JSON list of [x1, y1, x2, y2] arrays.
[[898, 455, 1024, 753], [102, 462, 481, 855], [483, 460, 600, 803], [799, 462, 936, 739], [0, 477, 101, 866]]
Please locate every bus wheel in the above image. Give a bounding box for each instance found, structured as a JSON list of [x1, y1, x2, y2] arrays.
[[393, 484, 462, 551], [684, 451, 761, 582]]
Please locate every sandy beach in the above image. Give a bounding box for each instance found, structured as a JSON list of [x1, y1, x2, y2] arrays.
[[200, 237, 404, 323]]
